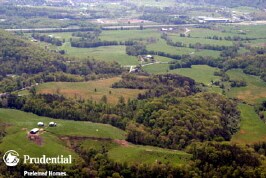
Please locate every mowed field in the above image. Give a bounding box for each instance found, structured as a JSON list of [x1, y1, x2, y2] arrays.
[[0, 109, 190, 166], [61, 43, 139, 65], [80, 139, 191, 166], [36, 77, 145, 104], [146, 39, 221, 58], [226, 69, 266, 104], [231, 104, 266, 144]]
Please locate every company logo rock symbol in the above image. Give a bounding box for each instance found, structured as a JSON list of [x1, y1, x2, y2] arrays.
[[3, 150, 19, 166]]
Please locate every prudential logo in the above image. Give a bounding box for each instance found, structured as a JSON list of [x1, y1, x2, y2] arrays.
[[3, 150, 20, 166]]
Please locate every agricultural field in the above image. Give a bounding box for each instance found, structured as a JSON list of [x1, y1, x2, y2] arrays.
[[80, 139, 191, 166], [226, 69, 266, 104], [168, 34, 234, 46], [99, 29, 161, 41], [171, 65, 221, 85], [231, 104, 266, 144], [143, 63, 170, 74], [35, 77, 145, 104], [61, 43, 139, 65], [147, 38, 221, 58]]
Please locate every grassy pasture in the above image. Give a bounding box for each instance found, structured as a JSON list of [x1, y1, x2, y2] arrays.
[[36, 77, 145, 104], [0, 109, 191, 166], [61, 43, 139, 65], [143, 63, 170, 74], [80, 139, 191, 166], [99, 29, 161, 41], [0, 109, 125, 160], [168, 34, 233, 46], [169, 65, 221, 85], [147, 39, 221, 58], [226, 69, 266, 104], [231, 104, 266, 144]]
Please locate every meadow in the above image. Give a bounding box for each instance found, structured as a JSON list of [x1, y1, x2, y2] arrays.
[[0, 109, 190, 166], [146, 38, 221, 58], [80, 139, 191, 166], [99, 29, 161, 41], [171, 65, 221, 85], [35, 77, 145, 104], [231, 104, 266, 144], [226, 69, 266, 104], [61, 43, 139, 65]]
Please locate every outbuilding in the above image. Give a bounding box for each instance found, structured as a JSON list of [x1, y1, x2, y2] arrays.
[[30, 128, 39, 134], [37, 122, 44, 127], [49, 122, 57, 127]]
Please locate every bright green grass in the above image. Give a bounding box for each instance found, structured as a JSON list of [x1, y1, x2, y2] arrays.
[[221, 25, 266, 47], [0, 109, 126, 140], [61, 42, 139, 65], [169, 65, 221, 85], [168, 34, 233, 46], [99, 29, 161, 41], [147, 39, 220, 57], [231, 104, 266, 144], [226, 69, 266, 104], [154, 56, 174, 62], [0, 108, 126, 163], [80, 140, 191, 166], [143, 63, 170, 74], [189, 27, 242, 38]]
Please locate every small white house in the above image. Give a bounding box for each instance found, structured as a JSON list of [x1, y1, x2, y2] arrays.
[[49, 122, 57, 127], [37, 122, 44, 127], [30, 128, 39, 134]]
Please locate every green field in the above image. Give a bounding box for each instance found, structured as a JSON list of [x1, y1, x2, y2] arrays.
[[99, 29, 161, 41], [226, 69, 266, 104], [168, 34, 233, 46], [61, 43, 139, 65], [0, 109, 125, 160], [231, 104, 266, 144], [0, 109, 190, 166], [168, 65, 220, 85], [143, 63, 170, 74], [80, 139, 191, 166], [147, 39, 221, 58], [34, 77, 145, 104]]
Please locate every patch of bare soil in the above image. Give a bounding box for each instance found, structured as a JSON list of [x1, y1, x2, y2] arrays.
[[113, 139, 130, 147], [240, 130, 247, 134], [59, 136, 112, 149], [27, 133, 43, 146]]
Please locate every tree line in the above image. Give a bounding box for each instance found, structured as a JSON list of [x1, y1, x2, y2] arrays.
[[32, 33, 63, 46]]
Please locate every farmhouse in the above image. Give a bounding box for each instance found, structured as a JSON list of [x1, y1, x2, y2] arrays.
[[30, 128, 39, 134]]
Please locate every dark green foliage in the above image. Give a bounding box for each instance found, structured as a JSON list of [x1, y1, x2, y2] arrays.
[[112, 74, 195, 99], [230, 79, 247, 87], [126, 44, 147, 56], [188, 142, 265, 177], [32, 33, 63, 46], [126, 93, 240, 149]]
